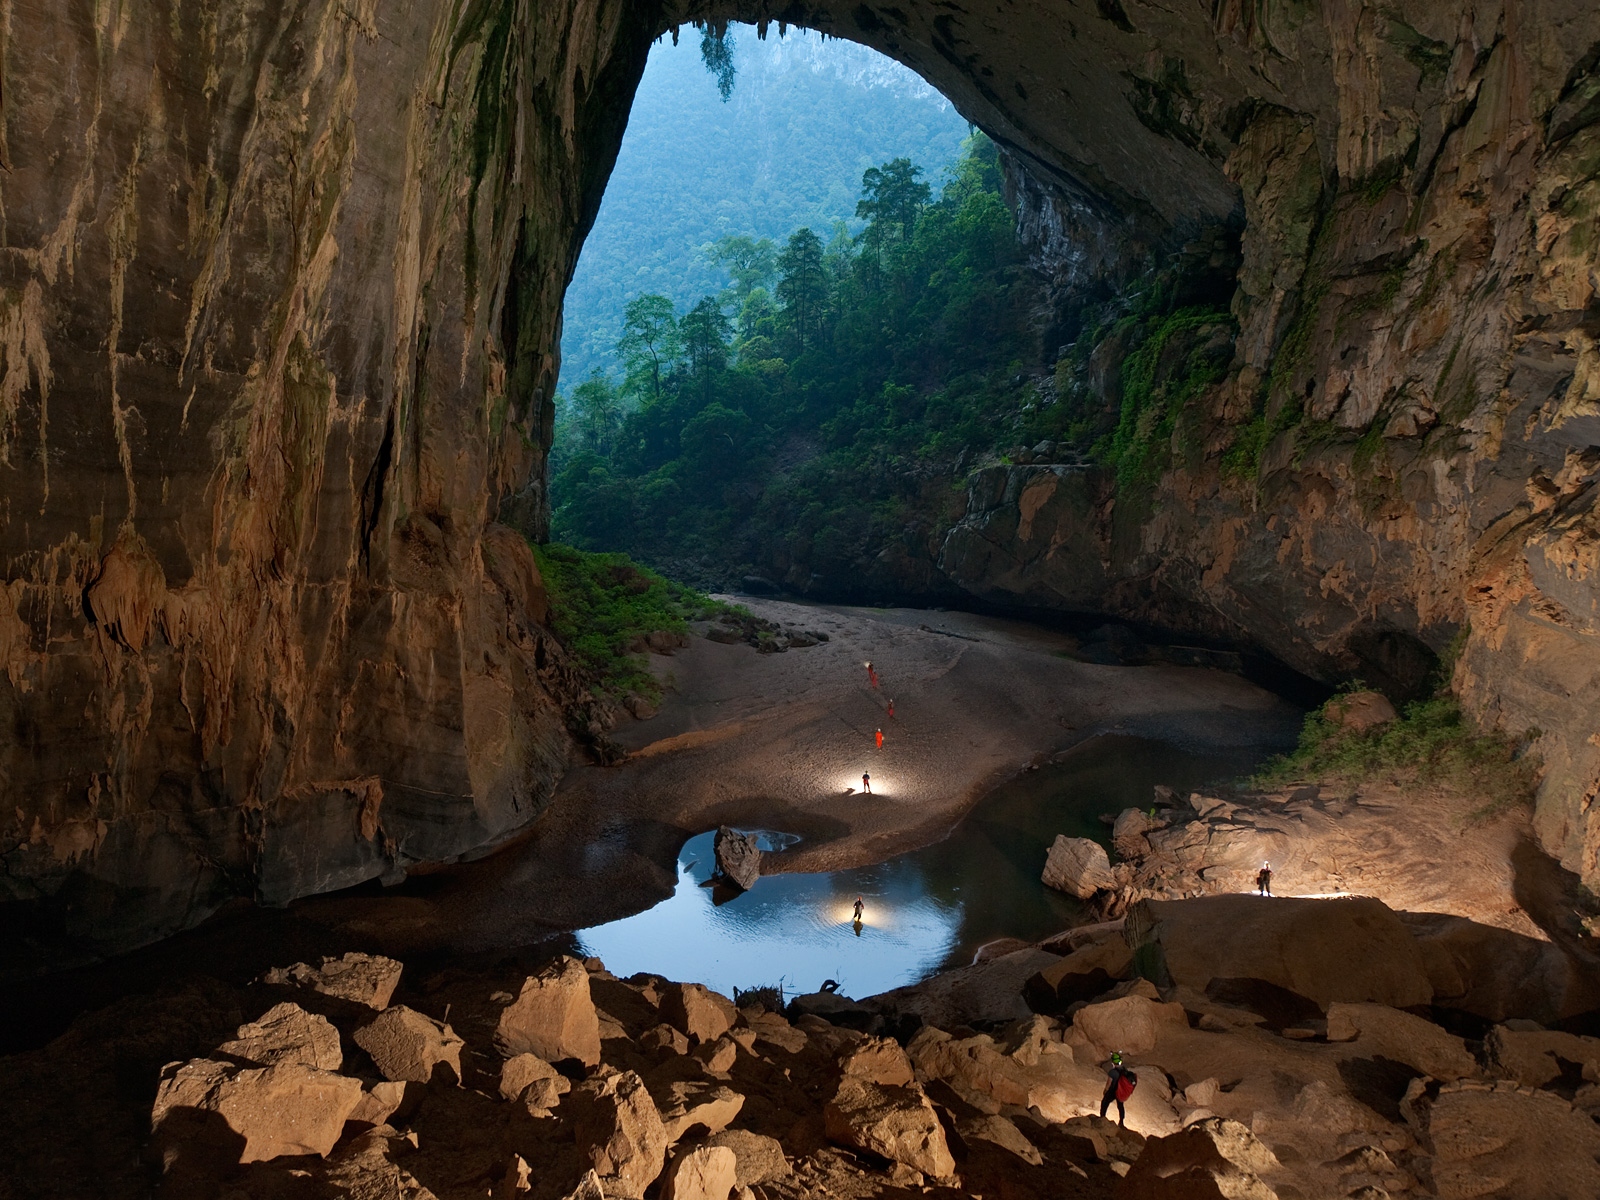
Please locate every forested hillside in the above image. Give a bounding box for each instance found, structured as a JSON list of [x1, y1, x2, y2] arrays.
[[552, 136, 1045, 592], [558, 26, 969, 386]]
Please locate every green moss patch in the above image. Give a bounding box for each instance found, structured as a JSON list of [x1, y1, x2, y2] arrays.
[[532, 542, 737, 702]]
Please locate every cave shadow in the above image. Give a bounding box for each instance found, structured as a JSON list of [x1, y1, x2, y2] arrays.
[[1335, 1055, 1420, 1124]]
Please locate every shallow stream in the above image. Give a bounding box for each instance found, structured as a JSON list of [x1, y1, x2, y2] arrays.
[[577, 735, 1272, 1000]]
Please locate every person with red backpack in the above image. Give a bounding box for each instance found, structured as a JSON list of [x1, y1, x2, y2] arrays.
[[1100, 1051, 1138, 1126]]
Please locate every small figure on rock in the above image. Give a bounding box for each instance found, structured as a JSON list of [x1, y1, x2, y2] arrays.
[[1100, 1051, 1137, 1127], [1256, 861, 1273, 897], [862, 772, 872, 795], [887, 698, 895, 719], [865, 661, 879, 689], [875, 728, 884, 750]]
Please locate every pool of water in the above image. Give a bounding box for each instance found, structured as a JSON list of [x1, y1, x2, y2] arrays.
[[577, 735, 1271, 1000]]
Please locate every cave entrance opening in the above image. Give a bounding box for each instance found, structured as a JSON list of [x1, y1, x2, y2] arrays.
[[545, 22, 1036, 599]]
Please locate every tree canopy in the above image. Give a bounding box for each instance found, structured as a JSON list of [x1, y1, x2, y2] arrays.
[[550, 135, 1049, 588]]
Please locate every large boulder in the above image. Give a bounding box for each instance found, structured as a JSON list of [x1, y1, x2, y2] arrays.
[[639, 1023, 691, 1056], [838, 1036, 916, 1086], [693, 1035, 739, 1074], [1126, 895, 1434, 1010], [744, 1010, 807, 1055], [908, 1025, 1103, 1123], [324, 1127, 440, 1199], [496, 956, 603, 1066], [1410, 1081, 1600, 1199], [1483, 1025, 1600, 1087], [1325, 690, 1397, 732], [559, 1171, 607, 1200], [787, 989, 881, 1031], [354, 1005, 464, 1084], [703, 1130, 790, 1187], [1325, 1003, 1479, 1081], [824, 1076, 956, 1180], [713, 826, 761, 891], [348, 1080, 419, 1127], [866, 946, 1060, 1029], [1400, 911, 1600, 1023], [569, 1070, 670, 1198], [151, 1057, 363, 1163], [653, 1079, 745, 1142], [659, 1144, 738, 1200], [659, 982, 738, 1045], [261, 952, 404, 1011], [1117, 1117, 1280, 1199], [1071, 994, 1188, 1058], [959, 1114, 1043, 1166], [1025, 936, 1134, 1013], [218, 1002, 342, 1071], [1042, 835, 1116, 899], [500, 1051, 571, 1113], [1113, 808, 1155, 858]]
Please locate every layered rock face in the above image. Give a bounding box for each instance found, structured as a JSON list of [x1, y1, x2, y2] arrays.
[[932, 0, 1600, 887], [0, 0, 658, 946], [2, 0, 1599, 944]]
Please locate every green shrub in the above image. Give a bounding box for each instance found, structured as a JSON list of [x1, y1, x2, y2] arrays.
[[532, 542, 735, 701], [1254, 693, 1539, 819]]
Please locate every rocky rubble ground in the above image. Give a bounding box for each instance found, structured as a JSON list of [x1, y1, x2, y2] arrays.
[[697, 611, 833, 654], [12, 883, 1600, 1200]]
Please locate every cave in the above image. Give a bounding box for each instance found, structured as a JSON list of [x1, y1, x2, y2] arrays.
[[0, 0, 1595, 941], [3, 1, 1600, 1194], [3, 0, 1594, 947]]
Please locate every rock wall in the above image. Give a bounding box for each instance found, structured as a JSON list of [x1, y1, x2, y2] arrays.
[[0, 0, 658, 949], [935, 1, 1600, 887], [2, 0, 1599, 947]]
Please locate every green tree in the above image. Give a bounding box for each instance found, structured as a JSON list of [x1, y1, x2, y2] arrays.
[[570, 370, 623, 457], [776, 228, 828, 351], [734, 286, 779, 361], [617, 294, 680, 406], [699, 24, 736, 101], [679, 296, 733, 400], [856, 157, 931, 265], [680, 401, 752, 488], [707, 235, 777, 303]]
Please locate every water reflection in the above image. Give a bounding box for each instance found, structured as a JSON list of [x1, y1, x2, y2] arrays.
[[579, 833, 963, 1000], [578, 735, 1272, 999]]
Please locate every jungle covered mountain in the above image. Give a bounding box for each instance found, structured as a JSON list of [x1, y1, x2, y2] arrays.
[[558, 25, 969, 387], [549, 132, 1237, 597]]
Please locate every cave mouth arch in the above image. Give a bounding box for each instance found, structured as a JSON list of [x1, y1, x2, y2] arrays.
[[554, 22, 975, 394]]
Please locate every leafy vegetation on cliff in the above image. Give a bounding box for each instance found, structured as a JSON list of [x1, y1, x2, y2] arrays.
[[532, 543, 733, 702], [1096, 305, 1235, 490], [1255, 691, 1540, 817]]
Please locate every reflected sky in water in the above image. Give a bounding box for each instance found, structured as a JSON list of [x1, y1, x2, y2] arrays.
[[580, 834, 963, 1000], [578, 735, 1275, 999]]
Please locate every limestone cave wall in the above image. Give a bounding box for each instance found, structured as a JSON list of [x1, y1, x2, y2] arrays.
[[2, 0, 1598, 949], [0, 0, 657, 950]]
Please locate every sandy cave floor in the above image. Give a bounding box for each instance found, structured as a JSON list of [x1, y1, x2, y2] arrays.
[[9, 598, 1591, 1059], [294, 600, 1305, 954]]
